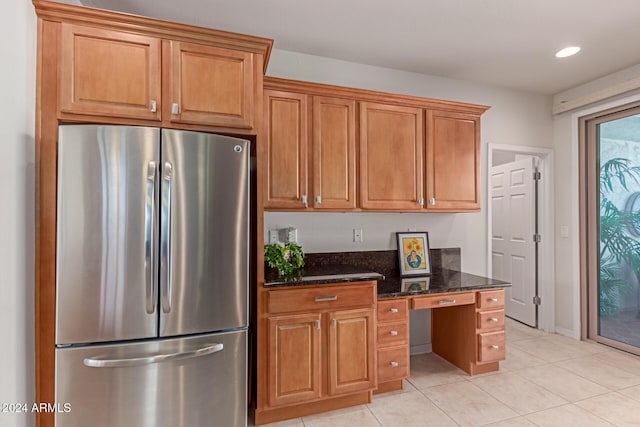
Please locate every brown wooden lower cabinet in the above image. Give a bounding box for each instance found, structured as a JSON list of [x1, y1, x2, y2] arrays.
[[257, 282, 377, 425]]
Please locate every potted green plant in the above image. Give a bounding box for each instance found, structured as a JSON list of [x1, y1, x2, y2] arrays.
[[264, 242, 305, 277]]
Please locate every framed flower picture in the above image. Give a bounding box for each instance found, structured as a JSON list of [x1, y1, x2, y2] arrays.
[[396, 232, 432, 276]]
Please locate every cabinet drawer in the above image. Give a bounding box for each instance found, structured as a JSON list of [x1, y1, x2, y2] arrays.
[[478, 331, 506, 363], [477, 309, 505, 331], [377, 346, 409, 383], [267, 282, 376, 314], [377, 322, 408, 347], [377, 299, 409, 322], [477, 289, 505, 310], [411, 292, 475, 310]]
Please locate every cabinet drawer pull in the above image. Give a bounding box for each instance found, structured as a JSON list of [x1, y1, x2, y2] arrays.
[[490, 317, 499, 322], [390, 308, 399, 313], [390, 361, 399, 368], [491, 345, 500, 350], [315, 295, 337, 302], [438, 299, 456, 305], [389, 330, 398, 336], [490, 298, 499, 302]]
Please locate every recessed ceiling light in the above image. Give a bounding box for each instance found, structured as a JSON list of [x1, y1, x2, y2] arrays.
[[555, 46, 581, 58]]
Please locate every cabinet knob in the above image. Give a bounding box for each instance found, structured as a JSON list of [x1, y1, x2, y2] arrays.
[[149, 100, 157, 113], [314, 320, 320, 330], [490, 298, 499, 302], [490, 317, 499, 322], [301, 195, 308, 206], [390, 361, 399, 368], [316, 195, 322, 204], [418, 197, 424, 206], [390, 308, 399, 313], [171, 103, 180, 115], [390, 330, 398, 336], [491, 345, 500, 350], [429, 198, 436, 206]]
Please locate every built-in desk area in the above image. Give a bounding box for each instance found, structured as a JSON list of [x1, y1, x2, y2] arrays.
[[257, 249, 510, 425]]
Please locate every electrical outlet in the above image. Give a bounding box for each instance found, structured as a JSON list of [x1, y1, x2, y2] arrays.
[[353, 228, 363, 243], [279, 227, 298, 243], [268, 230, 279, 244]]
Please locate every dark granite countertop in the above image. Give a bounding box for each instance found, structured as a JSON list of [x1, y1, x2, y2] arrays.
[[376, 268, 510, 299], [263, 249, 509, 296], [264, 264, 384, 287]]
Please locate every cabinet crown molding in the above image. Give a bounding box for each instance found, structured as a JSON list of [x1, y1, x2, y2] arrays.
[[264, 76, 490, 115], [32, 0, 274, 73]]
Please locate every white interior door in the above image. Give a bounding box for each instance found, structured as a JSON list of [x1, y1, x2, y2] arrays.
[[491, 157, 537, 327]]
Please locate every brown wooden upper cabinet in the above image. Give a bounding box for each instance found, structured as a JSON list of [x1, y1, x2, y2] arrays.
[[264, 90, 309, 209], [59, 23, 162, 121], [167, 41, 254, 129], [264, 90, 357, 210], [262, 77, 489, 212], [360, 102, 424, 210], [426, 110, 481, 211], [312, 96, 357, 209], [59, 24, 261, 130]]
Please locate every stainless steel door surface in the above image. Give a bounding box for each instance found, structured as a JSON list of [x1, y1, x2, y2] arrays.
[[160, 130, 249, 337], [55, 330, 247, 427], [57, 125, 160, 345]]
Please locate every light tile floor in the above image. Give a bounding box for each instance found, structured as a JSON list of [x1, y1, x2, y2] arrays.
[[256, 318, 640, 426]]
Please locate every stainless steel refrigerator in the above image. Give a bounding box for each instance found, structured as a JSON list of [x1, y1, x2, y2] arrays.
[[55, 125, 249, 427]]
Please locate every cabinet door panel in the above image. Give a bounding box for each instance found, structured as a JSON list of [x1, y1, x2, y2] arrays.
[[426, 110, 481, 210], [60, 24, 161, 120], [264, 90, 309, 209], [169, 41, 254, 128], [268, 313, 321, 407], [360, 102, 423, 210], [327, 309, 376, 395], [313, 96, 356, 209]]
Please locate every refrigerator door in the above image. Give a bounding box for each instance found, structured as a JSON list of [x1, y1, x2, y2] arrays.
[[56, 125, 160, 345], [55, 329, 247, 427], [160, 130, 249, 337]]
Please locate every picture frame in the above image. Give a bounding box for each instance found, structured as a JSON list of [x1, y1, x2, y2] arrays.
[[396, 231, 432, 276], [401, 276, 430, 293]]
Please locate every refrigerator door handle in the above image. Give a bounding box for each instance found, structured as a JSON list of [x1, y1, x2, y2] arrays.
[[161, 161, 173, 314], [145, 161, 157, 314], [82, 343, 224, 368]]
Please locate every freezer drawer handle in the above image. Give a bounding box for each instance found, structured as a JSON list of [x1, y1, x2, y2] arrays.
[[145, 161, 157, 314], [161, 161, 174, 313], [83, 343, 224, 368]]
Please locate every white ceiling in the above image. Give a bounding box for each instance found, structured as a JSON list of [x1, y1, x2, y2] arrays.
[[75, 0, 640, 95]]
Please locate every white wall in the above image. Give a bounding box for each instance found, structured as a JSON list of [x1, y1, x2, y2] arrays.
[[265, 49, 553, 276], [0, 1, 36, 426]]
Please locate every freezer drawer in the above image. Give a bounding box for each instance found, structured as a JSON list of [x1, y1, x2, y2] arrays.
[[56, 330, 247, 427]]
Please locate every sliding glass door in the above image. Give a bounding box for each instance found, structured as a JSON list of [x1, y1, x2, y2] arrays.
[[584, 105, 640, 355]]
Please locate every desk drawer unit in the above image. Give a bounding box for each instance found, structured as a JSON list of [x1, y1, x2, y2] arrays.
[[375, 298, 409, 391], [377, 346, 409, 383], [411, 291, 475, 310], [377, 299, 409, 322], [478, 331, 506, 363], [476, 290, 505, 310], [477, 309, 505, 331], [377, 322, 408, 347]]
